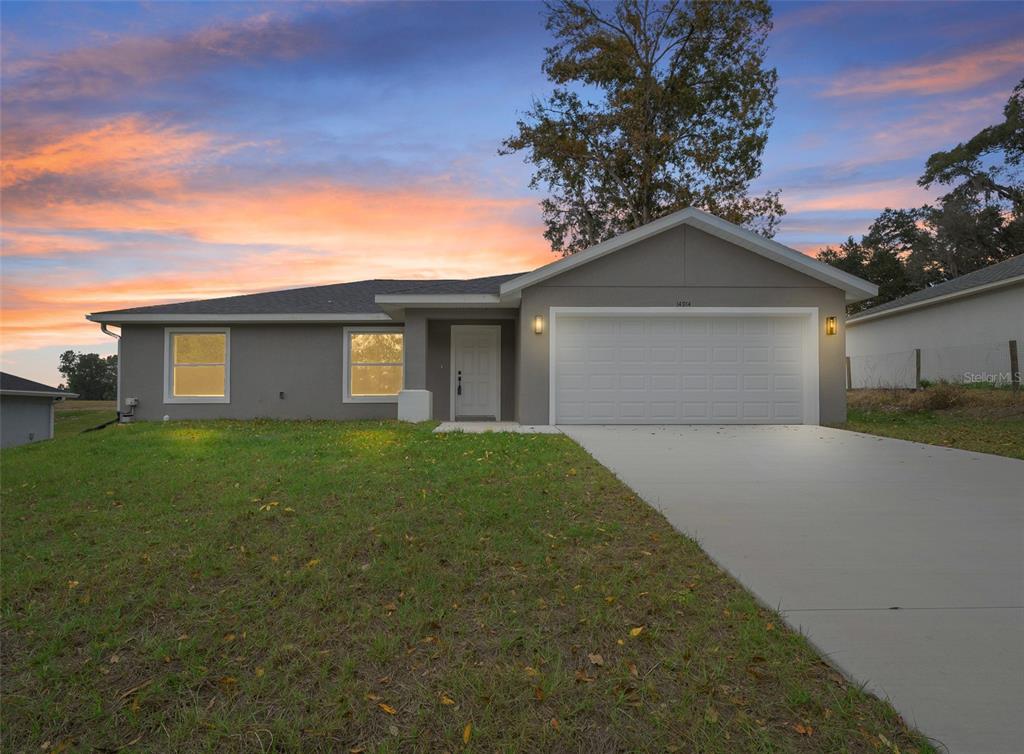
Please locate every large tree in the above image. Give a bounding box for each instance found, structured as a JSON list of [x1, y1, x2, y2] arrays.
[[58, 350, 117, 400], [919, 78, 1023, 211], [502, 0, 783, 255], [821, 81, 1023, 312]]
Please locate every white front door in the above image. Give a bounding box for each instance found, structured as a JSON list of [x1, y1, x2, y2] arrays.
[[452, 325, 501, 420]]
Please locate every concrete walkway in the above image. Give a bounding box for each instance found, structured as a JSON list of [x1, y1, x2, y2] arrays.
[[560, 425, 1024, 754]]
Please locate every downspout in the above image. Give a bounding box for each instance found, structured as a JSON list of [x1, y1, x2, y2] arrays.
[[100, 323, 130, 422]]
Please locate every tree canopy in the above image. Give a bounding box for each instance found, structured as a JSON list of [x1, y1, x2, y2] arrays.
[[58, 350, 117, 400], [819, 80, 1023, 313], [503, 0, 783, 255]]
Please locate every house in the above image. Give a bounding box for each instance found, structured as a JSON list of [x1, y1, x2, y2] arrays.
[[1, 372, 78, 448], [86, 208, 876, 426], [847, 255, 1023, 389]]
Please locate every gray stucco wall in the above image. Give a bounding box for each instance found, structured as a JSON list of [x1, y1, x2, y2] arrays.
[[516, 225, 849, 425], [1, 395, 54, 448], [846, 283, 1024, 388], [121, 324, 400, 421]]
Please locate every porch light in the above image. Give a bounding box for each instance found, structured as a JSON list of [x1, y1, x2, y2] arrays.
[[533, 314, 545, 335], [825, 316, 838, 336]]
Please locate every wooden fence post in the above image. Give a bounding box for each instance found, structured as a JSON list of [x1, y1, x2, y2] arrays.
[[846, 356, 852, 390], [1010, 339, 1020, 395], [915, 348, 922, 389]]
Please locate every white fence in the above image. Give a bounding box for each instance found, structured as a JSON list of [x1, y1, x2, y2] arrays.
[[848, 339, 1020, 389]]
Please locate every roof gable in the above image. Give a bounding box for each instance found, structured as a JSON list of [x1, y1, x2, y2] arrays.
[[499, 207, 877, 302], [1, 372, 76, 397]]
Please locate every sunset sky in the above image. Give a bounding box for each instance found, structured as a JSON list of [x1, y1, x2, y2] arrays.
[[2, 1, 1022, 385]]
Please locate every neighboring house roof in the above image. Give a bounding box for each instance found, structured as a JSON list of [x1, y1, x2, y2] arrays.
[[848, 254, 1024, 326], [499, 207, 878, 302], [0, 372, 78, 398], [87, 207, 879, 324]]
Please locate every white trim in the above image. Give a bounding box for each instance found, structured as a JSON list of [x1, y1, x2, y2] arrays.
[[342, 326, 405, 404], [449, 325, 502, 421], [163, 327, 231, 404], [847, 275, 1024, 326], [87, 312, 392, 324], [500, 207, 877, 302], [1, 389, 77, 398], [548, 306, 820, 426]]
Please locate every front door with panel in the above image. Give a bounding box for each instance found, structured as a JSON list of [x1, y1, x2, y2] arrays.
[[452, 326, 500, 420]]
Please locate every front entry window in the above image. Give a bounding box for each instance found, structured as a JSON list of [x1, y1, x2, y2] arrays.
[[344, 328, 403, 402]]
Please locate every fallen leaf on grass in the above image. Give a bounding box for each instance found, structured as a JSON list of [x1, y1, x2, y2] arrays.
[[524, 666, 539, 677], [629, 626, 644, 637], [305, 559, 320, 568], [463, 722, 472, 743], [67, 580, 79, 590], [627, 662, 638, 677], [534, 686, 545, 701], [255, 667, 265, 678], [440, 694, 456, 706], [550, 718, 559, 730], [792, 723, 813, 736], [574, 670, 595, 683], [378, 703, 397, 715], [588, 653, 604, 666]]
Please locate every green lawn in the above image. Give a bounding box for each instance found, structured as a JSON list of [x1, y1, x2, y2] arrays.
[[844, 387, 1024, 459], [846, 409, 1024, 459], [2, 419, 932, 752], [53, 400, 117, 439]]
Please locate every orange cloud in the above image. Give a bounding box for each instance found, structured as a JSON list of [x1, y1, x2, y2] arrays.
[[825, 40, 1024, 97], [0, 115, 232, 191], [1, 182, 551, 351], [1, 230, 106, 257]]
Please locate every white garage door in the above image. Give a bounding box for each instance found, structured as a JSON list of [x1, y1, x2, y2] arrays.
[[554, 313, 810, 424]]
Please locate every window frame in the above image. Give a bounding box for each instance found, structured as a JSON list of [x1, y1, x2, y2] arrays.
[[342, 326, 404, 403], [163, 327, 231, 404]]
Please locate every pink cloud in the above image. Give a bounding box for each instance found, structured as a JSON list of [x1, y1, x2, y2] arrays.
[[4, 12, 315, 102], [825, 40, 1024, 97], [785, 178, 933, 214]]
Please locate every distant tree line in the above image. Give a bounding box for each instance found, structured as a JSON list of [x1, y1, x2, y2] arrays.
[[59, 350, 117, 400], [818, 80, 1023, 313]]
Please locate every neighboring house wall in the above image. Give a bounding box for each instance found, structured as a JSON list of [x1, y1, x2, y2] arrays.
[[516, 225, 850, 425], [1, 395, 54, 448], [846, 284, 1024, 388], [121, 324, 401, 421]]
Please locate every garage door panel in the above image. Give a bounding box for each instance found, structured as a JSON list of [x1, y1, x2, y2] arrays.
[[554, 314, 808, 424]]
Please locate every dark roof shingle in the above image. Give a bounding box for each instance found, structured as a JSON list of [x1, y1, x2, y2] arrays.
[[850, 255, 1024, 320], [1, 372, 75, 395], [89, 273, 524, 317]]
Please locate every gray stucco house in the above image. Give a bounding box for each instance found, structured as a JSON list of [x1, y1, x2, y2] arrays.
[[87, 209, 876, 426], [1, 372, 78, 448]]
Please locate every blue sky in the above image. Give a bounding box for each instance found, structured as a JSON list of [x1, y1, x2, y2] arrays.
[[2, 1, 1022, 384]]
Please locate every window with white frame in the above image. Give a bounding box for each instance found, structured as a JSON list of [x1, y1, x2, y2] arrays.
[[343, 327, 404, 402], [165, 328, 229, 402]]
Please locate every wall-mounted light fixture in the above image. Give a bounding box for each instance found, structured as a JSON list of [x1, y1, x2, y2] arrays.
[[533, 314, 544, 335], [825, 316, 838, 336]]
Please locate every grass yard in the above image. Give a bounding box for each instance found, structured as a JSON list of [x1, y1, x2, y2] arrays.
[[53, 400, 117, 439], [2, 419, 932, 752], [845, 386, 1024, 459]]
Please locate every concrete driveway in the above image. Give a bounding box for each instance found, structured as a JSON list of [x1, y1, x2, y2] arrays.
[[560, 425, 1024, 754]]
